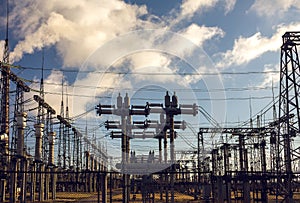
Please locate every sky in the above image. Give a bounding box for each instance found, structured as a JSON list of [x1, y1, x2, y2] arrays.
[[1, 0, 300, 165]]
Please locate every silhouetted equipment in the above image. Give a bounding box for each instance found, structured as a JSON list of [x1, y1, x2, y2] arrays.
[[96, 91, 197, 203]]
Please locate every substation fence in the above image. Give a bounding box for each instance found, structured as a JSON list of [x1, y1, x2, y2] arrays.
[[1, 169, 210, 203], [3, 169, 300, 202]]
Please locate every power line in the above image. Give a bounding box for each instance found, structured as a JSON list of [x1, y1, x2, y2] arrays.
[[8, 63, 279, 76], [32, 90, 275, 101], [26, 79, 278, 93]]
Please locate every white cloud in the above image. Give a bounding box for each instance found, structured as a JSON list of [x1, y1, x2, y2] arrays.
[[11, 12, 71, 62], [42, 71, 68, 113], [128, 52, 171, 70], [35, 70, 132, 118], [9, 0, 150, 66], [72, 72, 124, 117], [168, 0, 218, 27], [7, 0, 227, 118], [216, 22, 300, 68], [27, 69, 116, 118], [224, 0, 237, 15], [259, 64, 279, 88], [168, 0, 235, 27], [168, 0, 238, 26], [126, 52, 178, 84], [250, 0, 300, 17], [108, 51, 186, 89], [180, 0, 218, 18], [179, 23, 224, 47], [8, 0, 225, 70], [110, 25, 224, 85]]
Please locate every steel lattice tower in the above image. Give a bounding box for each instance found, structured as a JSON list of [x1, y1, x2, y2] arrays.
[[0, 0, 10, 155], [277, 31, 300, 202], [0, 1, 10, 201]]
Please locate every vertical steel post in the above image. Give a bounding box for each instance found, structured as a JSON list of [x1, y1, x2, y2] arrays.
[[9, 157, 17, 203], [197, 132, 201, 200], [124, 93, 131, 203], [17, 112, 27, 202], [0, 62, 10, 203], [48, 132, 56, 199], [30, 162, 36, 201], [170, 115, 175, 203], [260, 139, 267, 202], [102, 171, 107, 203]]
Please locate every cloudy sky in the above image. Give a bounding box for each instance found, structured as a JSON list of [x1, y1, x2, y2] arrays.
[[1, 0, 300, 159]]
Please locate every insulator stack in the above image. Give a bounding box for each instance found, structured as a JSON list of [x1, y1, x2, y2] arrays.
[[16, 112, 27, 156], [48, 132, 56, 166], [34, 123, 44, 162]]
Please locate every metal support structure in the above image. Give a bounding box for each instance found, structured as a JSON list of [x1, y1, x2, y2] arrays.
[[34, 123, 44, 201], [57, 115, 71, 169], [16, 112, 27, 202], [0, 22, 298, 203], [9, 73, 30, 203], [200, 126, 275, 202], [96, 91, 197, 203], [0, 27, 10, 202], [58, 92, 64, 168], [277, 31, 300, 202], [260, 139, 268, 202]]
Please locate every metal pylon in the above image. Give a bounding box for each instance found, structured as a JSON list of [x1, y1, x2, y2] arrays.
[[277, 31, 300, 202]]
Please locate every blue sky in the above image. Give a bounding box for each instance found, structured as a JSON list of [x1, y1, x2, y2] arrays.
[[1, 0, 300, 160]]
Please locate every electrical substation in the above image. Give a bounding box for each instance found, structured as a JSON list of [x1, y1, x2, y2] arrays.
[[1, 3, 300, 203]]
